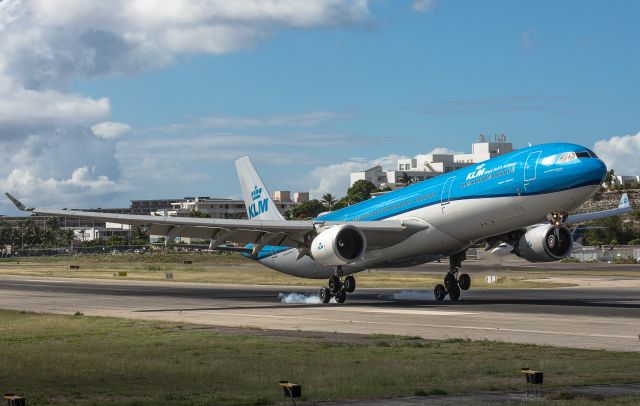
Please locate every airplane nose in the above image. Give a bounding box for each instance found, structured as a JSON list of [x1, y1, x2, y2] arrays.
[[587, 158, 607, 184]]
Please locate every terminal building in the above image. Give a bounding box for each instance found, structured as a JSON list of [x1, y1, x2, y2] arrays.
[[350, 134, 513, 189]]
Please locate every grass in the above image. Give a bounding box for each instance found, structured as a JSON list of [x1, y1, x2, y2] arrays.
[[1, 310, 639, 405], [0, 253, 576, 288]]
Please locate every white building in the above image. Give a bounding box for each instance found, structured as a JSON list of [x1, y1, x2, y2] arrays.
[[611, 175, 640, 188], [351, 134, 513, 189]]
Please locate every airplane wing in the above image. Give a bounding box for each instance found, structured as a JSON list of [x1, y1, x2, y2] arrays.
[[4, 193, 427, 253], [566, 193, 634, 224]]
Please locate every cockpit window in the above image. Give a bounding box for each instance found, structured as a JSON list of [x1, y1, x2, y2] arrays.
[[576, 151, 591, 158], [586, 149, 598, 158], [558, 152, 577, 163]]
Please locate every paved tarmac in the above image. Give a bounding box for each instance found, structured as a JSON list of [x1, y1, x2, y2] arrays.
[[0, 274, 638, 351]]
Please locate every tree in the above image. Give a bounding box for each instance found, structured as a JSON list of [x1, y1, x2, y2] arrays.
[[189, 210, 211, 218], [291, 199, 325, 219], [21, 218, 41, 247], [0, 221, 12, 246], [346, 180, 377, 204], [61, 229, 74, 246], [604, 169, 615, 187], [132, 225, 149, 245], [582, 216, 637, 246], [399, 172, 412, 187], [321, 193, 337, 210], [43, 217, 60, 247]]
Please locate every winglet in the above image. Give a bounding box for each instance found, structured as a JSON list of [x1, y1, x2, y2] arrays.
[[619, 193, 631, 209], [5, 193, 33, 211]]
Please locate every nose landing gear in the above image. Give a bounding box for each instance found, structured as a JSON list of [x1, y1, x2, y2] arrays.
[[318, 268, 356, 304], [434, 251, 470, 302]]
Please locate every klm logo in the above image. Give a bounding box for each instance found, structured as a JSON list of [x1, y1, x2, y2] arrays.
[[466, 163, 486, 181], [248, 185, 269, 219], [317, 242, 324, 250]]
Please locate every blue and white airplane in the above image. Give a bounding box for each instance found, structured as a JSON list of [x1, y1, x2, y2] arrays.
[[6, 143, 633, 303]]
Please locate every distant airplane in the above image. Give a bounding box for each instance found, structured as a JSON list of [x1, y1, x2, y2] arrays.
[[6, 143, 633, 303]]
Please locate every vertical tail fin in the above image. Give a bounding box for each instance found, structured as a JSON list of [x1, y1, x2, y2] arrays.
[[235, 156, 284, 221], [619, 193, 631, 209]]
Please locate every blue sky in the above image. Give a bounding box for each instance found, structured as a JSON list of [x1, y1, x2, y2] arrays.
[[0, 0, 638, 212]]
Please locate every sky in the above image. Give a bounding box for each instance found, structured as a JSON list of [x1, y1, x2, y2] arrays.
[[0, 0, 638, 214]]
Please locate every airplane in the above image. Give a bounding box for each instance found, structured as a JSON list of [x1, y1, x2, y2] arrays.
[[5, 143, 634, 303]]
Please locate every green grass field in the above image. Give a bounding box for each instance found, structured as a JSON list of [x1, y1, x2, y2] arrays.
[[0, 252, 576, 289], [0, 310, 639, 405]]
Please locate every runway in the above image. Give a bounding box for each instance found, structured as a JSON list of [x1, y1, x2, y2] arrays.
[[0, 274, 638, 352]]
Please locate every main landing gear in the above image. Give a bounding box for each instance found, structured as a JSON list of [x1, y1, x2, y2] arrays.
[[434, 251, 470, 302], [319, 268, 356, 304]]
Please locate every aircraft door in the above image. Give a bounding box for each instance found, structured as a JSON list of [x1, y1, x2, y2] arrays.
[[524, 151, 541, 188], [441, 176, 456, 207]]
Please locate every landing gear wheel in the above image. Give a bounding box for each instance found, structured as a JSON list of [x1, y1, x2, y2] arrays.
[[444, 273, 457, 291], [336, 288, 347, 304], [328, 275, 341, 293], [319, 287, 331, 304], [343, 276, 356, 293], [458, 273, 471, 291], [448, 285, 461, 301], [434, 284, 447, 301]]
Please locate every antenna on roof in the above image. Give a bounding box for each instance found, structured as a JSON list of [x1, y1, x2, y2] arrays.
[[528, 142, 532, 147]]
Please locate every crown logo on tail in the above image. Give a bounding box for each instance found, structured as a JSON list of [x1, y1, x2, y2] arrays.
[[251, 186, 262, 201]]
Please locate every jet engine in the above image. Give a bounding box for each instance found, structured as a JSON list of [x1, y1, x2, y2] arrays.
[[514, 224, 573, 262], [310, 225, 367, 266]]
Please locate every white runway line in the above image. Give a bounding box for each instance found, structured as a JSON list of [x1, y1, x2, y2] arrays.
[[324, 307, 476, 316]]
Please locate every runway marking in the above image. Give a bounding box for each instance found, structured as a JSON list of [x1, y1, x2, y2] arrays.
[[322, 307, 477, 316], [181, 310, 639, 340]]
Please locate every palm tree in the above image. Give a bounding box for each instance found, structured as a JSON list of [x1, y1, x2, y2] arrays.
[[399, 172, 412, 187], [321, 193, 337, 210], [44, 217, 60, 247]]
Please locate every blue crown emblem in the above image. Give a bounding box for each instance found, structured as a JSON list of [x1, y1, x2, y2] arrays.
[[251, 186, 262, 201]]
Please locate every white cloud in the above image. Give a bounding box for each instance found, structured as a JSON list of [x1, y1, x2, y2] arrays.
[[1, 167, 130, 209], [309, 154, 407, 198], [91, 121, 131, 140], [593, 131, 640, 175], [0, 0, 370, 88], [197, 112, 352, 129], [426, 147, 463, 155], [412, 0, 435, 12], [0, 0, 371, 211], [0, 84, 110, 136]]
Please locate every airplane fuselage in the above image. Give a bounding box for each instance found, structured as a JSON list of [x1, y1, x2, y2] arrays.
[[253, 143, 606, 278]]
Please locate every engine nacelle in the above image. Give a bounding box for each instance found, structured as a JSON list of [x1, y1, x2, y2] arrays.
[[514, 224, 573, 262], [310, 225, 367, 266]]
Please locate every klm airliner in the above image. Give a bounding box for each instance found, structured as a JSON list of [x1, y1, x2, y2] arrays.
[[6, 143, 633, 303]]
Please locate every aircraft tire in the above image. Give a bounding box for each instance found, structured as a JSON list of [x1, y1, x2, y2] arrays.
[[336, 288, 347, 304], [328, 276, 341, 293], [319, 287, 331, 304], [434, 284, 447, 301], [344, 275, 356, 293], [448, 285, 461, 301], [459, 273, 471, 291], [444, 273, 457, 291]]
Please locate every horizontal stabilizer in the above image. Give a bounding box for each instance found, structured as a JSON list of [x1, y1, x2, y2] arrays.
[[567, 192, 634, 224]]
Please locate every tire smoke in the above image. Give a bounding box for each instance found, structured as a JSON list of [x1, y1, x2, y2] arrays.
[[278, 292, 335, 304]]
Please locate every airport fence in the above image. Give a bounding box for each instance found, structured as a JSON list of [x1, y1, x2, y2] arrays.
[[1, 245, 150, 258], [569, 246, 640, 263]]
